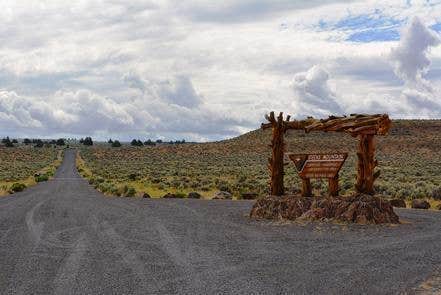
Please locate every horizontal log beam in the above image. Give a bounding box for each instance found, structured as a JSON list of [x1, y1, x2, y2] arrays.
[[262, 112, 391, 136]]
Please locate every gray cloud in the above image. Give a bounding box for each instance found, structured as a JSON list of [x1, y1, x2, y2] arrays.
[[0, 75, 247, 141], [1, 2, 441, 140], [291, 65, 343, 118], [390, 17, 441, 116], [391, 17, 440, 88], [178, 0, 355, 23]]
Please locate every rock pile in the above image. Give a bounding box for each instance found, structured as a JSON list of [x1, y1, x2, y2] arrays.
[[213, 191, 232, 200], [250, 194, 399, 224], [411, 199, 430, 209]]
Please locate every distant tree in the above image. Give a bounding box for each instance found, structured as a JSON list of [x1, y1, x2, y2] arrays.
[[111, 140, 121, 147], [50, 139, 57, 145], [131, 139, 143, 146], [56, 138, 65, 146], [156, 139, 163, 144], [23, 138, 31, 145], [2, 136, 10, 144], [12, 139, 18, 144], [108, 139, 113, 144], [83, 137, 93, 146], [144, 139, 156, 146], [79, 138, 84, 144], [2, 137, 13, 147], [34, 139, 44, 148]]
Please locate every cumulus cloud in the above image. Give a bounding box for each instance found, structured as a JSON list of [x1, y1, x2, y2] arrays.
[[391, 17, 440, 89], [177, 0, 355, 23], [1, 2, 441, 140], [390, 17, 441, 116], [291, 65, 343, 117], [0, 74, 246, 140]]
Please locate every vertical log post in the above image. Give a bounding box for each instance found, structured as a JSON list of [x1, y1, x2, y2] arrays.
[[355, 134, 377, 195], [301, 178, 312, 197], [268, 112, 285, 196], [328, 176, 339, 197]]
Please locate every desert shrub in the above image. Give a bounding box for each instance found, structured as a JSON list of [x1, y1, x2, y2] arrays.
[[35, 174, 49, 182], [128, 173, 140, 181], [125, 187, 136, 197], [431, 187, 441, 200], [115, 185, 129, 197], [174, 192, 186, 198], [151, 177, 162, 184], [10, 183, 26, 192], [396, 188, 412, 199], [96, 177, 105, 184]]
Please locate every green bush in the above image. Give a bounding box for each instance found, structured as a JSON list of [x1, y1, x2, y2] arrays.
[[35, 174, 49, 182], [174, 192, 186, 198], [125, 187, 136, 197], [431, 187, 441, 200], [10, 183, 26, 193], [128, 173, 139, 181]]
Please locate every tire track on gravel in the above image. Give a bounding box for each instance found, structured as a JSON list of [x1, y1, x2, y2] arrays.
[[52, 234, 88, 295]]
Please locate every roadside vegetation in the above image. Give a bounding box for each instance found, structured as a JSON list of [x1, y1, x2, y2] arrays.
[[0, 141, 65, 195], [77, 120, 441, 205]]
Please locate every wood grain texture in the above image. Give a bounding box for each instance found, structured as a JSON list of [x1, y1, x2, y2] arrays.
[[262, 112, 391, 196]]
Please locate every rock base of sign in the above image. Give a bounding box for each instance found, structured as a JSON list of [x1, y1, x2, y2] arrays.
[[250, 194, 399, 224]]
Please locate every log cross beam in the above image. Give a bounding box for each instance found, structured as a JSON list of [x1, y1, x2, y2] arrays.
[[262, 112, 391, 196]]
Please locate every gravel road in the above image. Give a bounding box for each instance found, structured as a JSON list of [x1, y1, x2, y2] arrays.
[[1, 149, 440, 294]]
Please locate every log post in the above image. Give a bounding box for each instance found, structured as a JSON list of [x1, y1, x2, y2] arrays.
[[268, 112, 285, 196], [328, 176, 339, 197], [355, 134, 376, 195], [301, 178, 312, 197]]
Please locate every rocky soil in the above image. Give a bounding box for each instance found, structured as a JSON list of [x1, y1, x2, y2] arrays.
[[250, 194, 399, 224]]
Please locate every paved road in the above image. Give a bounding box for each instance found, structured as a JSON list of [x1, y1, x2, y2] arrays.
[[1, 149, 441, 294]]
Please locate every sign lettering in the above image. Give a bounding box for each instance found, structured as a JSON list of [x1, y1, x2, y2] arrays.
[[288, 153, 348, 179]]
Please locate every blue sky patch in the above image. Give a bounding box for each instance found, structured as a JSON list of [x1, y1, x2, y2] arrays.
[[347, 29, 400, 42], [318, 13, 403, 43], [430, 22, 441, 32]]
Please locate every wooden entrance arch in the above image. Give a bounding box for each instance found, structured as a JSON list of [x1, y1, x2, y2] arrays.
[[262, 112, 391, 196]]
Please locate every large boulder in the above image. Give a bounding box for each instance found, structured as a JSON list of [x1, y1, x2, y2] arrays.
[[142, 192, 151, 198], [241, 192, 258, 200], [390, 199, 406, 208], [411, 199, 430, 209], [250, 194, 399, 224], [188, 192, 201, 199], [212, 191, 232, 200]]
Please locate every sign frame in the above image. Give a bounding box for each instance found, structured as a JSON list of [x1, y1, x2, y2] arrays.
[[288, 152, 348, 197]]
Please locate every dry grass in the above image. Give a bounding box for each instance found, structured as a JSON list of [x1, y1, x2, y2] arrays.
[[78, 120, 441, 202], [0, 147, 63, 195]]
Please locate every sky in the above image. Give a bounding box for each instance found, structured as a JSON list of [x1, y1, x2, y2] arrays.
[[0, 0, 441, 141]]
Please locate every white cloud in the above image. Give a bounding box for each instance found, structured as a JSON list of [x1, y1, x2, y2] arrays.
[[390, 17, 441, 116], [291, 65, 343, 117], [0, 1, 441, 140], [391, 17, 440, 88]]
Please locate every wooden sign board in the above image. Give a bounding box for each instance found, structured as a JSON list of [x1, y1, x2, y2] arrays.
[[288, 153, 348, 179]]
